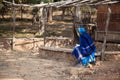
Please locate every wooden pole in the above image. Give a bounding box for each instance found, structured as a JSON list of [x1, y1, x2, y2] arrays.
[[101, 5, 111, 61], [12, 0, 16, 50], [20, 6, 23, 19], [44, 19, 46, 47], [48, 6, 53, 22], [43, 8, 46, 47], [73, 6, 79, 45], [61, 7, 66, 20]]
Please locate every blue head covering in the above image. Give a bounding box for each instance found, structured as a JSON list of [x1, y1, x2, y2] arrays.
[[78, 27, 86, 34]]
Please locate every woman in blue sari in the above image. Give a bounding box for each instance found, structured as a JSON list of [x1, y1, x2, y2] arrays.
[[72, 27, 97, 66]]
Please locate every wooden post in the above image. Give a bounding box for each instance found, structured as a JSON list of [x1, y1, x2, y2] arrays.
[[101, 5, 111, 61], [20, 6, 23, 19], [43, 8, 47, 47], [48, 6, 53, 22], [75, 5, 82, 23], [73, 6, 79, 45], [61, 7, 66, 20], [12, 0, 16, 50], [38, 7, 43, 34], [43, 17, 46, 47]]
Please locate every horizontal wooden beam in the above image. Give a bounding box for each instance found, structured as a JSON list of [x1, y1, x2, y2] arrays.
[[3, 0, 119, 8], [40, 46, 72, 53], [96, 31, 120, 34], [40, 46, 120, 56], [3, 0, 65, 8], [0, 37, 71, 40]]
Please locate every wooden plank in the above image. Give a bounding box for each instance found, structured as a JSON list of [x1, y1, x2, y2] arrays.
[[40, 47, 72, 53], [97, 3, 120, 31], [46, 37, 71, 40], [39, 47, 120, 56]]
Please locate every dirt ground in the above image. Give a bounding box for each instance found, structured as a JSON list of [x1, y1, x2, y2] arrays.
[[0, 49, 120, 80], [0, 11, 120, 80]]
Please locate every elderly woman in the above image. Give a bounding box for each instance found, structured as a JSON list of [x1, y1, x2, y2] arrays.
[[72, 27, 97, 67]]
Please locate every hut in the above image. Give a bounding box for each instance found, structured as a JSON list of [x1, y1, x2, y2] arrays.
[[2, 0, 120, 60]]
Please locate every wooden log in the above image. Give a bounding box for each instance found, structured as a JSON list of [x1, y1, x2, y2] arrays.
[[46, 37, 71, 40], [0, 37, 71, 40], [3, 0, 65, 8], [3, 0, 119, 8], [39, 46, 120, 56]]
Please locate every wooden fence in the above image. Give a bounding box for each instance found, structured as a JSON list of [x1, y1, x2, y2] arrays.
[[96, 3, 120, 42]]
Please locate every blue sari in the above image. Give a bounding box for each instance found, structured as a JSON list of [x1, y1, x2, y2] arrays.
[[72, 32, 96, 66]]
